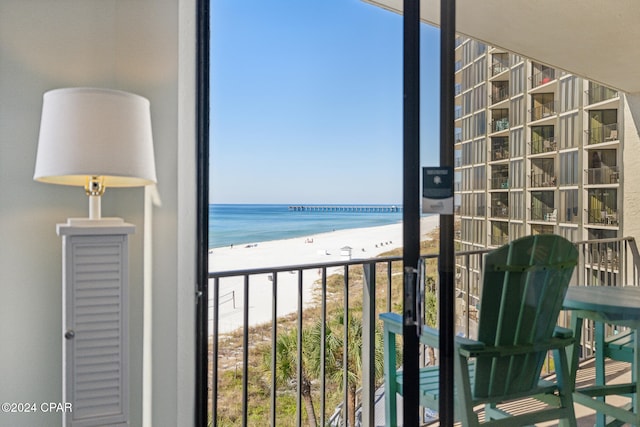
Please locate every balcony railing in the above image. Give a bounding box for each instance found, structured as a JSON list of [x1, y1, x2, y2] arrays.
[[530, 137, 557, 154], [587, 208, 619, 226], [490, 234, 509, 246], [491, 118, 509, 132], [586, 123, 619, 145], [586, 86, 619, 105], [530, 172, 557, 187], [530, 68, 555, 88], [530, 100, 557, 121], [490, 85, 509, 104], [208, 237, 639, 426], [586, 166, 620, 185], [490, 205, 509, 218], [491, 61, 509, 76], [531, 205, 556, 221], [490, 176, 509, 189], [491, 146, 509, 161]]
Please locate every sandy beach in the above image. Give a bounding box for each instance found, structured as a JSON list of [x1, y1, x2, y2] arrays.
[[208, 215, 440, 333]]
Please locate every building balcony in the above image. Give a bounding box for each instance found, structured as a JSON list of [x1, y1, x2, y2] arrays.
[[530, 137, 557, 154], [490, 176, 509, 189], [587, 207, 619, 226], [530, 172, 557, 188], [586, 84, 619, 105], [491, 59, 509, 77], [491, 118, 510, 133], [530, 66, 556, 88], [586, 123, 619, 145], [586, 166, 620, 185], [530, 100, 558, 121], [490, 84, 509, 105], [208, 237, 638, 426], [531, 205, 557, 222], [490, 205, 509, 218], [491, 146, 509, 161]]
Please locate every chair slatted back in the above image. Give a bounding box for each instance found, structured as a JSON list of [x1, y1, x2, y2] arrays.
[[473, 234, 577, 399]]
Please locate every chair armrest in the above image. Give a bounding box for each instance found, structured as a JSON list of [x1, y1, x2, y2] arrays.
[[455, 336, 488, 357], [420, 325, 440, 348], [379, 312, 440, 348], [553, 326, 573, 339], [380, 312, 403, 335]]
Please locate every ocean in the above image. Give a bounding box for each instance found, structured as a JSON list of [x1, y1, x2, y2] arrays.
[[209, 204, 404, 249]]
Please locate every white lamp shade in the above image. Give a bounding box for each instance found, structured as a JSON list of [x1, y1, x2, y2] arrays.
[[34, 87, 157, 187]]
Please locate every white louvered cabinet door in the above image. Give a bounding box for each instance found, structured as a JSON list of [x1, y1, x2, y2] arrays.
[[58, 221, 135, 427]]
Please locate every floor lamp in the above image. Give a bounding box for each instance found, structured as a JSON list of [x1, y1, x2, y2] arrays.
[[33, 87, 157, 426]]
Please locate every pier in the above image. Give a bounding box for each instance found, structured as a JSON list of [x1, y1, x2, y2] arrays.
[[288, 205, 401, 213]]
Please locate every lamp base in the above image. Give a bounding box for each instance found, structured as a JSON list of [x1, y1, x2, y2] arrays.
[[64, 217, 126, 227], [57, 218, 135, 237]]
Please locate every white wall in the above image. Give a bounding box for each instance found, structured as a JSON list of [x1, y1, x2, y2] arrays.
[[623, 94, 640, 242], [0, 1, 195, 426]]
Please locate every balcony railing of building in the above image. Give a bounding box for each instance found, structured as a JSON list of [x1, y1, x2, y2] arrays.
[[489, 233, 509, 246], [530, 137, 557, 154], [586, 166, 620, 185], [491, 118, 509, 133], [531, 205, 556, 222], [490, 175, 509, 189], [491, 145, 509, 161], [490, 205, 509, 219], [586, 123, 619, 145], [208, 237, 639, 426], [530, 100, 558, 121], [530, 68, 556, 88], [530, 172, 557, 188], [490, 84, 509, 104], [587, 207, 619, 226], [586, 85, 619, 105], [491, 61, 509, 76]]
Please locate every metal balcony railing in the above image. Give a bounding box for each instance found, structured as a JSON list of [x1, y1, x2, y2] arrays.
[[530, 172, 557, 187], [530, 205, 556, 221], [491, 146, 509, 161], [490, 175, 509, 189], [530, 100, 557, 121], [489, 234, 509, 246], [491, 118, 509, 132], [491, 61, 509, 76], [207, 237, 639, 426], [587, 208, 620, 226], [586, 86, 619, 105], [490, 85, 509, 104], [530, 68, 555, 88], [586, 166, 620, 185], [490, 205, 509, 218], [530, 137, 557, 154], [586, 123, 619, 145]]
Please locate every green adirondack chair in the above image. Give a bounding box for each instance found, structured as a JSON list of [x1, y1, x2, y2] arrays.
[[381, 234, 578, 426]]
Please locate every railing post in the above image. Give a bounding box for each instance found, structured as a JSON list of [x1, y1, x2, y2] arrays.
[[362, 262, 376, 427]]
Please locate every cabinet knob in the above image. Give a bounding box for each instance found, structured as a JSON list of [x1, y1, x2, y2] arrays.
[[64, 330, 75, 340]]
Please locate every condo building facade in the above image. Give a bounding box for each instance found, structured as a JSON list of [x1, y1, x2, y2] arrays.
[[453, 36, 624, 302]]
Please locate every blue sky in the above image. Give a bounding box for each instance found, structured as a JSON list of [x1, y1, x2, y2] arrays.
[[210, 0, 441, 204]]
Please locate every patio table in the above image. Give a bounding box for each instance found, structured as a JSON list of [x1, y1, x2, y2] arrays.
[[563, 285, 640, 426]]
